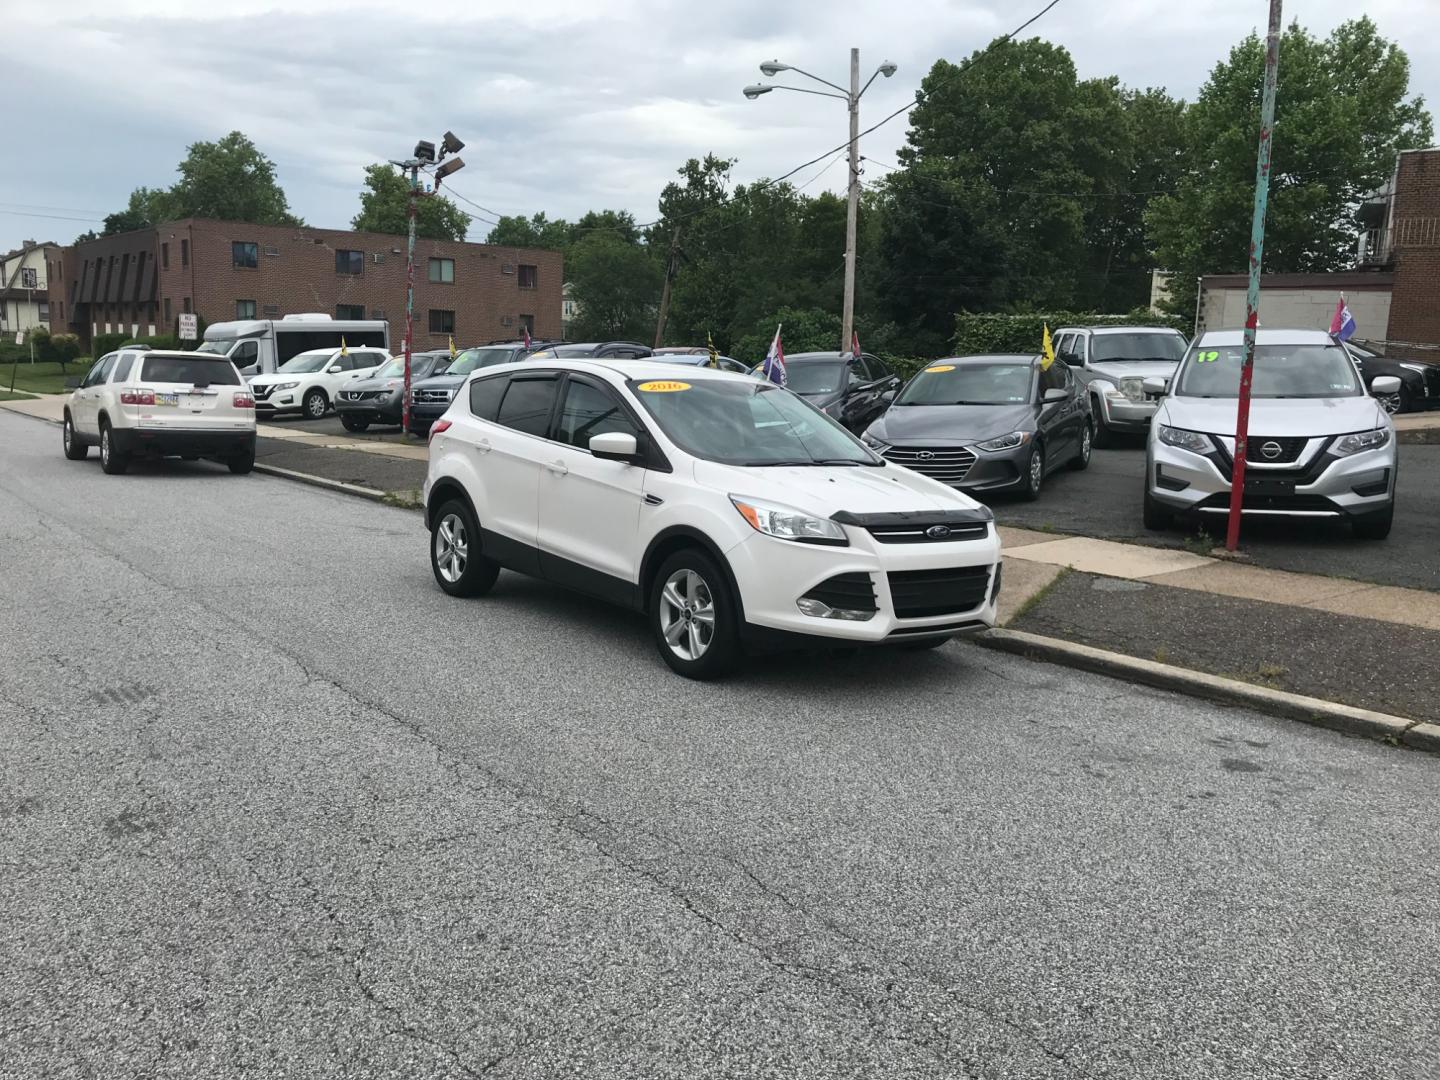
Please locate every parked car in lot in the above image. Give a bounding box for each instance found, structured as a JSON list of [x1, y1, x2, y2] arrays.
[[407, 341, 561, 435], [861, 354, 1091, 500], [63, 348, 256, 475], [1052, 325, 1188, 446], [334, 352, 455, 431], [247, 346, 388, 419], [1346, 341, 1439, 415], [423, 360, 1002, 678], [650, 347, 752, 375], [753, 351, 902, 433], [524, 341, 653, 360], [1144, 329, 1400, 539]]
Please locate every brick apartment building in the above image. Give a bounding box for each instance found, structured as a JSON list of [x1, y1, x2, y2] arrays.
[[1197, 146, 1440, 361], [48, 219, 563, 350]]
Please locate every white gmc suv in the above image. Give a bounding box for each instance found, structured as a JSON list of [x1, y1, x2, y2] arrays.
[[63, 348, 257, 475], [423, 360, 1003, 678]]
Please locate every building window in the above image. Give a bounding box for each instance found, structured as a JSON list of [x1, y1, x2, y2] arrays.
[[518, 264, 538, 289], [182, 297, 192, 314], [428, 309, 455, 335], [236, 299, 257, 319], [232, 242, 259, 269], [181, 239, 189, 267], [519, 313, 535, 334], [161, 242, 169, 270], [38, 301, 51, 323], [335, 249, 364, 276], [164, 298, 172, 324], [428, 257, 455, 283], [336, 303, 365, 320]]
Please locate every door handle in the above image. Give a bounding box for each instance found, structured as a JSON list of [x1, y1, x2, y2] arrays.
[[546, 460, 569, 476]]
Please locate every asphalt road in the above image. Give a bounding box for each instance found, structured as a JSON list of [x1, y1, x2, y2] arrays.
[[2, 408, 1439, 1080], [987, 441, 1440, 593]]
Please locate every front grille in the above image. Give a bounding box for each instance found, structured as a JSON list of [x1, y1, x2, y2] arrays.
[[251, 384, 274, 400], [1243, 435, 1308, 464], [414, 389, 452, 404], [1195, 493, 1340, 513], [882, 446, 977, 484], [801, 573, 877, 613], [886, 566, 993, 619], [866, 521, 989, 544], [342, 390, 380, 401]]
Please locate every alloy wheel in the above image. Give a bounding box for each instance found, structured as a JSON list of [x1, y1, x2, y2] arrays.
[[659, 569, 716, 661], [63, 421, 72, 452], [101, 428, 110, 466], [434, 513, 468, 583], [307, 393, 326, 419], [1080, 424, 1092, 462], [1029, 449, 1043, 492], [1379, 392, 1401, 415]]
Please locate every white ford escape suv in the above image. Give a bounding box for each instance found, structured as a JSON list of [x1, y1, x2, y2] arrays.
[[423, 360, 1003, 678], [63, 348, 257, 475]]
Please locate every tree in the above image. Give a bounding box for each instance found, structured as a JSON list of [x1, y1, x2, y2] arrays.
[[350, 164, 469, 241], [1147, 16, 1432, 313], [484, 213, 572, 250], [100, 132, 301, 235], [566, 232, 662, 341]]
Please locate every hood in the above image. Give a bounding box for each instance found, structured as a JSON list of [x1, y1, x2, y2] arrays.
[[1160, 394, 1388, 437], [1087, 359, 1178, 382], [868, 402, 1035, 445], [346, 376, 405, 393], [412, 373, 464, 390], [249, 372, 304, 387], [693, 458, 984, 517]]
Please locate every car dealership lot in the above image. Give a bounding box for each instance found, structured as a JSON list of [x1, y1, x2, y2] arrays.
[[3, 408, 1440, 1079]]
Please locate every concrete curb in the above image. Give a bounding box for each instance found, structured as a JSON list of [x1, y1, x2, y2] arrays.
[[251, 463, 390, 504], [976, 627, 1436, 752]]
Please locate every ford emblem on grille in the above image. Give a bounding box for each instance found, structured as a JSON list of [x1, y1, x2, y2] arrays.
[[917, 450, 935, 460], [925, 525, 952, 539], [1261, 440, 1282, 460]]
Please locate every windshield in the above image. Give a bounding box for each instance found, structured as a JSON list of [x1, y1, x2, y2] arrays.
[[896, 362, 1033, 406], [782, 362, 845, 396], [447, 347, 516, 375], [1175, 344, 1362, 399], [374, 358, 407, 378], [1091, 333, 1186, 364], [628, 378, 879, 466], [278, 352, 333, 374], [195, 341, 231, 355], [139, 356, 241, 386]]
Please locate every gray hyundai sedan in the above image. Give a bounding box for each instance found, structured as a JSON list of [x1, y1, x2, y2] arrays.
[[861, 354, 1092, 500]]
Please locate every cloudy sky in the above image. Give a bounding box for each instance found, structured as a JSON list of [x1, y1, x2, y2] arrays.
[[3, 0, 1436, 254]]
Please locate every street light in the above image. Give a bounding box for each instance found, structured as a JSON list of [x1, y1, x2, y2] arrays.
[[745, 51, 897, 355], [391, 130, 466, 435]]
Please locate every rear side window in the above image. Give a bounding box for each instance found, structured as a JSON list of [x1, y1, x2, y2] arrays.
[[494, 376, 557, 437], [469, 375, 508, 421], [140, 356, 241, 386], [113, 355, 135, 382]]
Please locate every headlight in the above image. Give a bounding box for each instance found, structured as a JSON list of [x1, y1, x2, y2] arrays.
[[861, 431, 889, 450], [1157, 425, 1212, 454], [1333, 428, 1391, 456], [730, 496, 848, 546], [271, 381, 298, 392], [384, 380, 401, 390], [975, 431, 1031, 452]]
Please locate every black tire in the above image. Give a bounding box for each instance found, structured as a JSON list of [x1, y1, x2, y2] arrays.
[[430, 499, 500, 597], [1020, 445, 1044, 501], [1351, 503, 1393, 540], [1091, 399, 1115, 448], [227, 447, 255, 475], [649, 548, 741, 680], [340, 414, 369, 432], [303, 388, 328, 420], [62, 414, 87, 460], [1069, 420, 1092, 470], [99, 421, 129, 475], [1142, 487, 1173, 531], [900, 635, 953, 651]]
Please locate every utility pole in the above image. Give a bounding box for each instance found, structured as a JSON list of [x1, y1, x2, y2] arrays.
[[841, 47, 860, 356], [1226, 0, 1283, 552], [653, 226, 681, 348], [402, 162, 419, 436]]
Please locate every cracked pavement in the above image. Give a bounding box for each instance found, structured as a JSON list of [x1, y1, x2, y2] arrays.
[[2, 409, 1439, 1079]]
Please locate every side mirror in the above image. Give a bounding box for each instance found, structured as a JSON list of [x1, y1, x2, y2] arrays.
[[1370, 375, 1402, 396], [328, 364, 343, 374], [1143, 377, 1169, 397], [1042, 387, 1068, 403], [880, 389, 896, 404], [589, 431, 640, 462]]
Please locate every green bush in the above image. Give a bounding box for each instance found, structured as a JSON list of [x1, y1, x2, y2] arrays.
[[952, 308, 1190, 357], [92, 332, 129, 358]]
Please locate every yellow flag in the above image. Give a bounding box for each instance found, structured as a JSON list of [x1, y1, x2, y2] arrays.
[[707, 331, 719, 369], [449, 335, 457, 357], [1041, 324, 1056, 370], [340, 336, 348, 356]]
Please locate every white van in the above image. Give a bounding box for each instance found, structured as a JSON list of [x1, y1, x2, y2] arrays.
[[197, 313, 390, 377]]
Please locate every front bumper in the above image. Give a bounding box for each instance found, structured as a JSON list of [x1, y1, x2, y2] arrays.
[[725, 523, 1002, 643], [1147, 435, 1396, 519], [110, 426, 256, 458], [880, 444, 1029, 493], [336, 393, 403, 423], [408, 401, 450, 425], [1097, 395, 1157, 432], [254, 392, 298, 416]]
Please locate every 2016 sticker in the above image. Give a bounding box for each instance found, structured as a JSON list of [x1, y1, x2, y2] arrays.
[[925, 364, 956, 373], [637, 381, 691, 393]]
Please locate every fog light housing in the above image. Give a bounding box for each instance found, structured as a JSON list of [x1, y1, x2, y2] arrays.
[[796, 597, 876, 621]]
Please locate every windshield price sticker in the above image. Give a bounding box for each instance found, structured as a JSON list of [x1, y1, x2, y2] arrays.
[[925, 365, 956, 373], [1196, 351, 1220, 363], [637, 381, 691, 393]]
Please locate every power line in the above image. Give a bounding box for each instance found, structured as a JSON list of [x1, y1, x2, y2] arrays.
[[0, 209, 105, 224]]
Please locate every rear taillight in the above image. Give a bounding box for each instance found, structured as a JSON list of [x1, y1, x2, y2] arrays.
[[429, 419, 452, 442], [120, 389, 155, 405], [233, 392, 255, 409]]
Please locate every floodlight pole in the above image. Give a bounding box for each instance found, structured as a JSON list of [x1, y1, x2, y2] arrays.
[[1226, 0, 1283, 551], [402, 161, 419, 436]]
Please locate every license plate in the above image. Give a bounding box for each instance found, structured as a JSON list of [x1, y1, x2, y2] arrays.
[[1245, 477, 1294, 496], [155, 392, 179, 406]]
